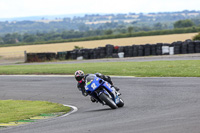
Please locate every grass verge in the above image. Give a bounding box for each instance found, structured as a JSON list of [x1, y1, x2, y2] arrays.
[[0, 100, 70, 123], [0, 60, 199, 77]]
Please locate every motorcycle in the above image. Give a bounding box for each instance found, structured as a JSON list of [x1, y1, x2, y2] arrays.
[[85, 74, 124, 109]]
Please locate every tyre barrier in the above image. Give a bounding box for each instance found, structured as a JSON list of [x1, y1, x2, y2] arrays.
[[26, 40, 200, 62]]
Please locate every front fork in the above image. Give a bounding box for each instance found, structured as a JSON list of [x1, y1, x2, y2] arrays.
[[102, 82, 119, 103]]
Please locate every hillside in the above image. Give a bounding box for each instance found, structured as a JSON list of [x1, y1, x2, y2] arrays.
[[0, 10, 200, 35]]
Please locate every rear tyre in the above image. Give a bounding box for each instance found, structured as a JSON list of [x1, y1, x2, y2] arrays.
[[99, 93, 118, 109]]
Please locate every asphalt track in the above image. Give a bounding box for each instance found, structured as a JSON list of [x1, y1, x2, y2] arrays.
[[1, 75, 200, 133]]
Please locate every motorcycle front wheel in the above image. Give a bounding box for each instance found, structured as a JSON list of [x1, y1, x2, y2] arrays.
[[117, 98, 124, 107], [99, 93, 118, 109]]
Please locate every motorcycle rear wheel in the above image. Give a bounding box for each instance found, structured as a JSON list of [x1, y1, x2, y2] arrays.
[[99, 93, 118, 109]]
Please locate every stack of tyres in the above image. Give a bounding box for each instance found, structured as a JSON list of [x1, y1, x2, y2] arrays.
[[89, 49, 94, 59], [65, 51, 72, 59], [181, 42, 188, 54], [123, 46, 129, 57], [106, 44, 114, 58], [124, 46, 133, 57], [57, 52, 67, 60], [144, 44, 151, 56], [188, 42, 195, 53], [93, 48, 100, 59], [46, 53, 56, 61], [99, 47, 106, 58], [77, 50, 83, 58], [71, 50, 77, 60], [128, 46, 133, 57], [82, 49, 90, 59], [138, 45, 144, 56], [173, 41, 182, 54], [156, 43, 163, 55], [194, 41, 200, 53], [151, 44, 156, 55], [118, 46, 124, 53], [132, 45, 138, 57]]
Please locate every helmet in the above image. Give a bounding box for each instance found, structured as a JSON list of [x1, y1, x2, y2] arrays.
[[75, 70, 85, 82]]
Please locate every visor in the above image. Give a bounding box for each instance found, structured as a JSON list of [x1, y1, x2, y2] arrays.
[[76, 76, 83, 81]]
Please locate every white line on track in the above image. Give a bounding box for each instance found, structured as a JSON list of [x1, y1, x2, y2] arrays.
[[60, 104, 78, 117]]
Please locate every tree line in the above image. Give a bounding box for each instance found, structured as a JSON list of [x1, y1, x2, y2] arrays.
[[0, 19, 200, 46]]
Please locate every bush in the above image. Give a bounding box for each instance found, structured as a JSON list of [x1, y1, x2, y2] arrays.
[[193, 32, 200, 40]]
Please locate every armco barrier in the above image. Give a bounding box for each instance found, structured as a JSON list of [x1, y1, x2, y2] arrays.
[[26, 39, 200, 62]]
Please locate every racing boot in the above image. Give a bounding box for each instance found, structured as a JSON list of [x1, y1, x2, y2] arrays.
[[112, 86, 121, 96], [111, 86, 121, 96], [116, 91, 121, 96], [111, 85, 120, 91]]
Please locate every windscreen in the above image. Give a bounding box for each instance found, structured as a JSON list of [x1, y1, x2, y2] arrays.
[[86, 74, 96, 85]]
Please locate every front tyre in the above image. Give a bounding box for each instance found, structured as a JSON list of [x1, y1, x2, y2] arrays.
[[117, 98, 124, 107], [99, 93, 118, 109]]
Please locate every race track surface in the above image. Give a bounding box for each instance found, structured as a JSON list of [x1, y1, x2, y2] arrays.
[[1, 76, 200, 133]]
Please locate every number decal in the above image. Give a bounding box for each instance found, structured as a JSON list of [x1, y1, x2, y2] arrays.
[[91, 83, 97, 90], [115, 97, 120, 104], [85, 87, 89, 90]]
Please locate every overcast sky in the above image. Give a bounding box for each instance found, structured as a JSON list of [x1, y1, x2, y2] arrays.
[[0, 0, 199, 18]]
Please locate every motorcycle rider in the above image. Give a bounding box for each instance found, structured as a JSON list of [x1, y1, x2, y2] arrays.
[[75, 70, 120, 103]]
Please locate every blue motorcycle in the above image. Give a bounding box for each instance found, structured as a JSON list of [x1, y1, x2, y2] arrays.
[[85, 74, 124, 109]]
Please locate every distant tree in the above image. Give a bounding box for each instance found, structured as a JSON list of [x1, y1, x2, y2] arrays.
[[23, 34, 36, 42], [116, 25, 126, 34], [174, 19, 195, 28], [78, 24, 90, 32], [0, 37, 4, 44], [128, 26, 134, 34], [141, 26, 152, 31], [104, 29, 113, 35], [3, 34, 16, 44], [153, 22, 163, 30], [191, 18, 200, 26]]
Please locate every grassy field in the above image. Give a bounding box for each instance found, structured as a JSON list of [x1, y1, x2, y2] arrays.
[[0, 100, 70, 123], [0, 60, 199, 77], [0, 33, 198, 59]]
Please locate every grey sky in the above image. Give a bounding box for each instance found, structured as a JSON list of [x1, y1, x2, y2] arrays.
[[0, 0, 199, 18]]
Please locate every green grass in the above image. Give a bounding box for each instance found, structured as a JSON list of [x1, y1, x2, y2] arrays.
[[0, 100, 70, 123], [0, 60, 200, 77]]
